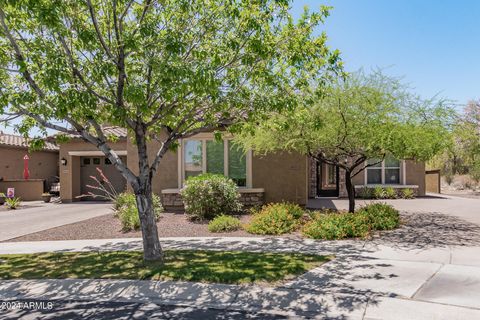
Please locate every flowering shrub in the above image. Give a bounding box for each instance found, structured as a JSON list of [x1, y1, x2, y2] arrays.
[[208, 215, 242, 233], [246, 202, 305, 235], [357, 202, 400, 230], [303, 203, 399, 240], [80, 167, 119, 201], [180, 174, 242, 220], [114, 192, 163, 231]]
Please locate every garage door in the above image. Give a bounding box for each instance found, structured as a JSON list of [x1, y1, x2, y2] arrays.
[[80, 156, 127, 200]]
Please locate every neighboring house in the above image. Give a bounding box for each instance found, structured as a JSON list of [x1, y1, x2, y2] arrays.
[[59, 127, 426, 205], [0, 132, 59, 200]]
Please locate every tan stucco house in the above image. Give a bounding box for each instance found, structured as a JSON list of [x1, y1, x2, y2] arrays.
[[58, 127, 426, 207], [0, 132, 59, 200]]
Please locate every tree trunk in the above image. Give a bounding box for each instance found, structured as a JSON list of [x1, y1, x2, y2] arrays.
[[135, 181, 163, 262], [345, 170, 355, 213]]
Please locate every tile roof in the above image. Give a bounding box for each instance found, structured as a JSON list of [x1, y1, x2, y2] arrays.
[[0, 132, 59, 151], [65, 126, 127, 139]]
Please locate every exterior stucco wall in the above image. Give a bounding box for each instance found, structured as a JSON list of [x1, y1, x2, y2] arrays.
[[0, 146, 58, 180], [127, 135, 179, 195], [59, 139, 127, 202], [0, 180, 44, 201], [252, 151, 307, 205], [405, 160, 426, 196]]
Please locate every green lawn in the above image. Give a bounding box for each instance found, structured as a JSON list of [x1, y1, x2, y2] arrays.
[[0, 250, 331, 284]]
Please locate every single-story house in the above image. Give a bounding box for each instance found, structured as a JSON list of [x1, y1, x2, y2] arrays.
[[0, 132, 59, 200], [58, 127, 426, 207]]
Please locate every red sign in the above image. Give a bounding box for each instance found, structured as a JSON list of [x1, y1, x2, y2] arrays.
[[23, 154, 30, 180]]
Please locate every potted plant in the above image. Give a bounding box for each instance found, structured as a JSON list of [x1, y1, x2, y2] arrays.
[[42, 192, 52, 203], [0, 193, 5, 205]]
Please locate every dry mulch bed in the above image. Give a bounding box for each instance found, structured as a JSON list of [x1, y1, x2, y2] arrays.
[[4, 212, 264, 242]]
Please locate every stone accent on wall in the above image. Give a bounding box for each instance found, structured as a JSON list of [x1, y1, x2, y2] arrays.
[[161, 191, 184, 208], [160, 189, 265, 210], [308, 157, 317, 198], [338, 167, 347, 198]]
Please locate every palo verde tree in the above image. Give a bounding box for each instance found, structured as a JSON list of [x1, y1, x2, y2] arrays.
[[0, 0, 342, 261], [236, 71, 453, 212]]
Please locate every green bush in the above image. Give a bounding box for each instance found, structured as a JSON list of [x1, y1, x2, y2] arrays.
[[400, 188, 415, 199], [180, 174, 242, 220], [5, 197, 21, 210], [356, 187, 373, 199], [384, 187, 397, 199], [373, 186, 386, 199], [246, 202, 304, 235], [302, 211, 371, 240], [208, 215, 242, 233], [303, 203, 400, 240], [114, 193, 163, 231], [358, 203, 400, 230]]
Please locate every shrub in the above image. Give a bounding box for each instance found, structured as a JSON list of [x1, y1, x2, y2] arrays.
[[5, 197, 21, 210], [180, 174, 242, 220], [384, 187, 397, 199], [373, 186, 386, 199], [358, 203, 400, 230], [246, 202, 304, 235], [114, 193, 163, 231], [208, 215, 242, 233], [302, 211, 371, 240], [303, 203, 400, 240], [356, 187, 373, 199], [400, 188, 415, 199]]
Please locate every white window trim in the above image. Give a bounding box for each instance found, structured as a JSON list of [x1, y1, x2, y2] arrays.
[[364, 159, 404, 185], [177, 135, 252, 188]]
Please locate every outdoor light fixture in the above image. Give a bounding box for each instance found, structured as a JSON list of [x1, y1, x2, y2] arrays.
[[61, 157, 67, 166]]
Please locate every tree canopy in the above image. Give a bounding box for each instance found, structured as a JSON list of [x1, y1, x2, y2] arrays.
[[235, 71, 454, 212], [0, 0, 342, 260]]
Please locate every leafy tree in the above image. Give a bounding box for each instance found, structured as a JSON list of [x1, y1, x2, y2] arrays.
[[236, 71, 453, 212], [0, 0, 341, 261]]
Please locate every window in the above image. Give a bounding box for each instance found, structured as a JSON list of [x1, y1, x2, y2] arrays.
[[181, 138, 250, 187], [384, 156, 400, 184], [326, 164, 336, 186], [184, 140, 203, 179], [105, 158, 112, 165], [92, 158, 101, 165], [83, 158, 91, 166], [228, 141, 246, 187], [366, 156, 401, 185]]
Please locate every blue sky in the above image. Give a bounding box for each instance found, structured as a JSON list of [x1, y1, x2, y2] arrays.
[[291, 0, 480, 107], [3, 1, 478, 134]]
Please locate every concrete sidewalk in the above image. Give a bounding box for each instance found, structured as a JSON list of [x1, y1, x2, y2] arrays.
[[1, 237, 480, 319]]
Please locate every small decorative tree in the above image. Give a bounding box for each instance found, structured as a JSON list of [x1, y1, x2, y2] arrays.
[[236, 71, 453, 212]]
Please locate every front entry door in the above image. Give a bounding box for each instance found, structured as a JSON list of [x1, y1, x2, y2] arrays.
[[317, 161, 339, 197]]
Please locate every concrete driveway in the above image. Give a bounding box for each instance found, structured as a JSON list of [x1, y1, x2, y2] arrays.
[[0, 202, 112, 241], [308, 193, 480, 225]]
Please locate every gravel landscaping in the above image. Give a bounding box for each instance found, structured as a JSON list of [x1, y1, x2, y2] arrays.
[[4, 212, 303, 242]]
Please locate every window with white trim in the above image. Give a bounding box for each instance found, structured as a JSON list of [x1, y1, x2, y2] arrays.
[[366, 156, 401, 185], [182, 138, 249, 187]]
